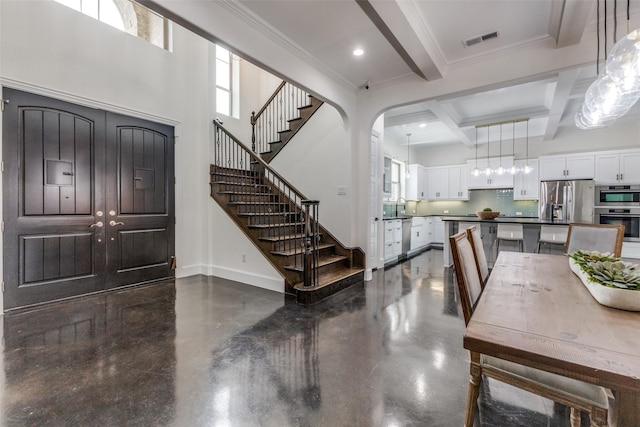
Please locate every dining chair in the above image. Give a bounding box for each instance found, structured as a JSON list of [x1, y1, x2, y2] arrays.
[[564, 223, 625, 257], [449, 231, 612, 427], [465, 225, 489, 286], [536, 225, 569, 253]]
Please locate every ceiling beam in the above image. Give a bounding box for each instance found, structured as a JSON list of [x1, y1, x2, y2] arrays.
[[543, 69, 579, 141], [427, 102, 473, 146], [384, 110, 439, 127], [357, 0, 444, 81], [552, 0, 595, 48], [458, 106, 551, 128]]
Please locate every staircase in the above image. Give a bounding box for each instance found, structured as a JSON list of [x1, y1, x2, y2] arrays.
[[210, 121, 365, 304], [251, 81, 324, 163]]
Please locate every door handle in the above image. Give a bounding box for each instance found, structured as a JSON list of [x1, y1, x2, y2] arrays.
[[109, 220, 124, 226], [89, 221, 104, 228]]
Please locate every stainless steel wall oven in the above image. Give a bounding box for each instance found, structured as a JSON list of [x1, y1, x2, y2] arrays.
[[594, 207, 640, 242], [596, 185, 640, 206]]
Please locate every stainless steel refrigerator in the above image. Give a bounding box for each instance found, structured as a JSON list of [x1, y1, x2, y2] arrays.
[[539, 180, 595, 223]]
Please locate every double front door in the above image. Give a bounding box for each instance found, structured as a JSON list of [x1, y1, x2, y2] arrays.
[[2, 88, 175, 310]]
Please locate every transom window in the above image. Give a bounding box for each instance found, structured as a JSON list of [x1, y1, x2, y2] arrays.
[[54, 0, 171, 50], [216, 45, 240, 119]]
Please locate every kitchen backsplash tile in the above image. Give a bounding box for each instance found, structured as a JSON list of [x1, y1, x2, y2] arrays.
[[386, 189, 539, 217]]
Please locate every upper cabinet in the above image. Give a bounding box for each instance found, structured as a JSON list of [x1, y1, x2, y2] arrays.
[[383, 155, 392, 195], [594, 150, 640, 184], [425, 165, 470, 201], [467, 156, 514, 189], [538, 154, 595, 181], [513, 159, 539, 200], [426, 167, 449, 200], [448, 164, 469, 200], [405, 164, 428, 201]]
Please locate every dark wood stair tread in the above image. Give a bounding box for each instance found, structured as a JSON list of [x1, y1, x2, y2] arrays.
[[259, 233, 305, 241], [271, 243, 334, 256], [284, 254, 347, 272], [248, 222, 302, 229], [293, 267, 364, 290]]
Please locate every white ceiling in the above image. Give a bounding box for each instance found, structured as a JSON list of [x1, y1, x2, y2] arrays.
[[158, 0, 640, 148]]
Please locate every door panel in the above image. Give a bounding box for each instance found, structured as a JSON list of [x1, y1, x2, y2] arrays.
[[3, 88, 174, 310], [3, 88, 106, 309], [105, 114, 174, 289]]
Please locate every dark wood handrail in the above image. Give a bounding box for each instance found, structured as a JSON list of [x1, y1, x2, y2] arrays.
[[214, 119, 309, 207], [251, 81, 286, 122]]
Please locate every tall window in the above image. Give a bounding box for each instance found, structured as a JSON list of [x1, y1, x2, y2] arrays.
[[54, 0, 171, 50], [215, 45, 240, 118], [216, 45, 232, 117]]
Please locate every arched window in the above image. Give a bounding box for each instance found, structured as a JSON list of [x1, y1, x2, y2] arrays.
[[54, 0, 170, 50]]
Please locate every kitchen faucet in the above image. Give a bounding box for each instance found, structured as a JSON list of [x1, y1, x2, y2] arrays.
[[395, 197, 406, 217]]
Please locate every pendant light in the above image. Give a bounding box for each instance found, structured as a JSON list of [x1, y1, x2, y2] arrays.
[[472, 127, 480, 176], [496, 123, 505, 175], [509, 121, 517, 174], [484, 125, 492, 176], [405, 133, 411, 178], [523, 120, 532, 174]]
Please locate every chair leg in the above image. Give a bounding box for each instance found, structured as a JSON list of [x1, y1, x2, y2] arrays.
[[570, 408, 581, 427], [465, 357, 483, 427]]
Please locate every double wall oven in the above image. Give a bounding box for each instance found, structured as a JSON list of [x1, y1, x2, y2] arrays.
[[595, 185, 640, 241]]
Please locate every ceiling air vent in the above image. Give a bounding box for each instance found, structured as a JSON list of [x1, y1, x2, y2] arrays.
[[463, 31, 499, 48]]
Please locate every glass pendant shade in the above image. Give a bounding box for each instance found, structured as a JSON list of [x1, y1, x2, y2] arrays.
[[576, 28, 640, 129]]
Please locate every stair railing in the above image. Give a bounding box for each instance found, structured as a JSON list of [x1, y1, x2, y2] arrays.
[[250, 81, 313, 155], [213, 119, 319, 287]]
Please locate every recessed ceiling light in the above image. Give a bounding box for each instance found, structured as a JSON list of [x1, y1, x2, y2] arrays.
[[419, 123, 426, 128], [353, 48, 364, 56]]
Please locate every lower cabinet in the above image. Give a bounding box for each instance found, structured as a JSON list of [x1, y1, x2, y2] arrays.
[[480, 223, 498, 266], [384, 219, 402, 262]]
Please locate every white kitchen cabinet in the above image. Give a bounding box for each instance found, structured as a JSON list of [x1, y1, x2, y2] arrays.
[[425, 217, 434, 244], [594, 150, 640, 184], [513, 159, 539, 200], [410, 217, 429, 251], [433, 217, 444, 244], [405, 164, 428, 200], [384, 219, 402, 262], [448, 164, 469, 200], [426, 167, 449, 200], [467, 157, 514, 189], [538, 154, 594, 181]]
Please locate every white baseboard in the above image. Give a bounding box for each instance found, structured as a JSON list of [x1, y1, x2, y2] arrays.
[[177, 264, 284, 293]]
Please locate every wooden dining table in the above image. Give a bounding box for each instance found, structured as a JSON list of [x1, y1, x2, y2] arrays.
[[464, 251, 640, 427]]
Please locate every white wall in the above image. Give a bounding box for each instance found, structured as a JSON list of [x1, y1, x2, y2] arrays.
[[270, 104, 353, 245], [0, 0, 284, 301]]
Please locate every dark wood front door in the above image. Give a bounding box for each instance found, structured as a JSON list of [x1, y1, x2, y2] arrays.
[[2, 88, 175, 310]]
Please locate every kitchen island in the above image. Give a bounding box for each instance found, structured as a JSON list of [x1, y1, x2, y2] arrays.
[[441, 216, 570, 267]]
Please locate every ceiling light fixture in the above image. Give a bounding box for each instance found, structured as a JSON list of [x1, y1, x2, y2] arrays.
[[353, 48, 364, 56], [484, 125, 492, 176], [406, 133, 411, 178], [575, 0, 640, 129], [496, 123, 505, 175], [472, 127, 480, 177], [523, 119, 532, 174], [509, 121, 517, 174], [419, 123, 426, 128]]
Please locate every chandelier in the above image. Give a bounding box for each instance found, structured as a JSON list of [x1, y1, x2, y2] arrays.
[[576, 0, 640, 129]]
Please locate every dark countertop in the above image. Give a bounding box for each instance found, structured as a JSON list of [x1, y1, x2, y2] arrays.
[[439, 216, 571, 225]]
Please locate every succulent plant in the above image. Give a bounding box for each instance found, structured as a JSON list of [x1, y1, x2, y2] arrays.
[[571, 250, 640, 291], [483, 207, 492, 212]]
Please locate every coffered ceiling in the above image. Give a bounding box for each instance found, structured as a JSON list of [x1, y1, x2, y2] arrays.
[[147, 0, 640, 147]]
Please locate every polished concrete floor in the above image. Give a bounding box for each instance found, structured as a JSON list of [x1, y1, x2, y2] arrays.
[[0, 249, 586, 426]]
